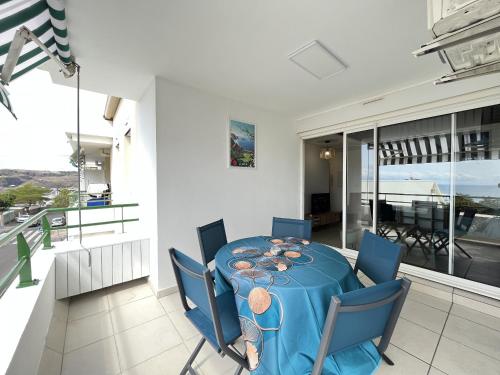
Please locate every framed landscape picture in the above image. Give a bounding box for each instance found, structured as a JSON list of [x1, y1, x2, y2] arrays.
[[229, 119, 256, 168]]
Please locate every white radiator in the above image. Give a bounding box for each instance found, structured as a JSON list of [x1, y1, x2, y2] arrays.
[[55, 238, 150, 299]]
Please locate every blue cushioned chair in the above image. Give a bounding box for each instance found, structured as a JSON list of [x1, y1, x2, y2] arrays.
[[271, 217, 312, 240], [169, 248, 248, 375], [312, 278, 411, 375], [354, 230, 404, 285], [197, 219, 228, 268]]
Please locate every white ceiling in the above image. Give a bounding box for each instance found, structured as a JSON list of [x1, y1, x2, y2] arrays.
[[46, 0, 450, 117]]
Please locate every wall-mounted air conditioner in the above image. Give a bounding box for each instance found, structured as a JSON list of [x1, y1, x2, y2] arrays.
[[414, 0, 500, 84]]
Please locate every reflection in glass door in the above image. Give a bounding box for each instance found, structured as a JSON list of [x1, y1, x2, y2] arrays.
[[377, 115, 451, 274], [345, 129, 374, 250], [453, 106, 500, 287]]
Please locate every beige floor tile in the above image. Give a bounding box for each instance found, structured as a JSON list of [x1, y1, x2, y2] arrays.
[[428, 367, 447, 374], [46, 315, 67, 354], [432, 337, 500, 375], [122, 343, 195, 375], [185, 335, 239, 375], [442, 315, 500, 359], [114, 316, 182, 370], [405, 278, 453, 303], [450, 303, 500, 331], [453, 294, 500, 320], [400, 299, 448, 333], [53, 299, 69, 322], [168, 310, 202, 340], [453, 289, 500, 310], [65, 311, 114, 353], [404, 275, 453, 294], [37, 347, 62, 375], [390, 318, 440, 363], [68, 290, 109, 321], [158, 292, 184, 313], [110, 295, 165, 333], [61, 337, 120, 375], [377, 344, 429, 375], [407, 289, 452, 312], [107, 278, 153, 308]]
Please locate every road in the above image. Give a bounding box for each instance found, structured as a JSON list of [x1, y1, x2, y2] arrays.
[[0, 213, 67, 280], [0, 227, 44, 279]]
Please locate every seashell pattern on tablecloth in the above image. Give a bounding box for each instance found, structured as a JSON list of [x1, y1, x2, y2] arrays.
[[248, 287, 272, 314], [224, 237, 315, 370]]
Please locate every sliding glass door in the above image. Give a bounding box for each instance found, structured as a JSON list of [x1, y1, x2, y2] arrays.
[[377, 115, 452, 274], [345, 129, 374, 250], [304, 103, 500, 289], [452, 106, 500, 286]]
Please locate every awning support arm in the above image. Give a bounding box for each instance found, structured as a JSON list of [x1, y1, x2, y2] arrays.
[[1, 26, 75, 84]]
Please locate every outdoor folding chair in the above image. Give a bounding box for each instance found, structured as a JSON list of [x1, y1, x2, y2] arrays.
[[354, 230, 404, 285], [434, 208, 476, 259], [369, 199, 397, 242], [271, 217, 312, 240], [197, 219, 228, 277], [311, 278, 412, 375], [169, 248, 249, 375]]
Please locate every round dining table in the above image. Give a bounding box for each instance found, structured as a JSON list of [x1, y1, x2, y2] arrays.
[[214, 236, 381, 375]]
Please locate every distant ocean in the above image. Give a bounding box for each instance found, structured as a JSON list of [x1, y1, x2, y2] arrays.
[[438, 184, 500, 198]]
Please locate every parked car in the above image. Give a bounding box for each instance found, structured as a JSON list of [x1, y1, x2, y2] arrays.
[[15, 214, 31, 224], [51, 217, 66, 227]]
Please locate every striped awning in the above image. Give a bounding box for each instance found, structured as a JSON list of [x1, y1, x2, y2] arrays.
[[0, 0, 73, 117], [0, 81, 15, 118], [379, 131, 499, 165]]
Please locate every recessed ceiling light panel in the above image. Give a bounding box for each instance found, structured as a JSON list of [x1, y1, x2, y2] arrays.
[[288, 40, 347, 80]]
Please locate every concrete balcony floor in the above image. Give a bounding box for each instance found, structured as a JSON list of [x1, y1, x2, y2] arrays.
[[38, 276, 500, 375]]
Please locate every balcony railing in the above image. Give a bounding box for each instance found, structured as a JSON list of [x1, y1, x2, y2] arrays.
[[0, 203, 139, 298]]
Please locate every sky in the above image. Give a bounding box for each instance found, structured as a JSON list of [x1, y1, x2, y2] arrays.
[[0, 68, 111, 171]]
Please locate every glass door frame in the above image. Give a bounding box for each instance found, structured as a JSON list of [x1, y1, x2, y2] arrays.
[[342, 125, 378, 251]]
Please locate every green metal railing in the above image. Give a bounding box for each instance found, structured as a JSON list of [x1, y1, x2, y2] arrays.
[[0, 203, 139, 298]]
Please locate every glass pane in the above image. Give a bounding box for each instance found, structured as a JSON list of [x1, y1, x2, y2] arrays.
[[454, 106, 500, 287], [346, 129, 374, 250], [377, 115, 451, 274]]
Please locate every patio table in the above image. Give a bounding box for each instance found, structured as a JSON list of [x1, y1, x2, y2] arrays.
[[214, 236, 381, 375]]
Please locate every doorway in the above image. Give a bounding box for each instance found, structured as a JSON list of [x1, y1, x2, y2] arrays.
[[304, 133, 343, 248]]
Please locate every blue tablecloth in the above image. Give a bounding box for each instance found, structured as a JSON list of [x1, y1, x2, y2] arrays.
[[214, 236, 381, 375]]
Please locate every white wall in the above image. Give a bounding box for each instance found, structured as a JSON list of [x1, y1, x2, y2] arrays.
[[134, 80, 160, 291], [297, 75, 500, 136], [1, 252, 56, 375], [303, 143, 329, 214], [110, 99, 138, 204], [154, 78, 300, 291]]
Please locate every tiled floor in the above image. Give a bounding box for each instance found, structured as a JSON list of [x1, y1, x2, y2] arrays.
[[39, 277, 500, 375]]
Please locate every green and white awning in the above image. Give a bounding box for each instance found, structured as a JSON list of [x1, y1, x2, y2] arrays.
[[0, 0, 73, 117], [0, 81, 14, 118]]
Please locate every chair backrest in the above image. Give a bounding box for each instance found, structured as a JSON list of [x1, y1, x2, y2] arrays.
[[197, 219, 227, 266], [272, 217, 312, 240], [354, 230, 403, 284], [413, 200, 437, 231], [169, 248, 212, 317], [168, 248, 248, 369], [458, 208, 476, 232], [311, 278, 411, 375]]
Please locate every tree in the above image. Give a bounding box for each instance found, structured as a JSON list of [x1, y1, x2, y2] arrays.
[[11, 183, 50, 207], [53, 188, 71, 208], [0, 191, 15, 211]]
